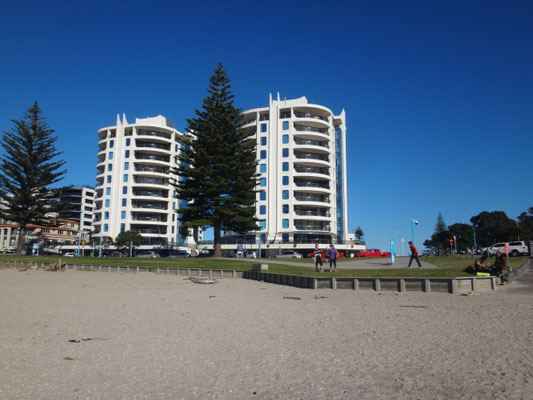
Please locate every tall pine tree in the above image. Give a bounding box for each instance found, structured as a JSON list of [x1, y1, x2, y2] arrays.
[[172, 63, 258, 257], [0, 102, 66, 253]]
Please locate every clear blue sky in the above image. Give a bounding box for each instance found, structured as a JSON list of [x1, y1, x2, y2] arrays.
[[1, 0, 532, 250]]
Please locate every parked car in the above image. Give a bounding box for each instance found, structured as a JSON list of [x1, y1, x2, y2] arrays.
[[64, 252, 76, 257], [481, 241, 529, 257], [106, 251, 125, 257], [167, 252, 190, 258], [135, 251, 160, 258], [356, 249, 391, 258], [274, 251, 302, 259], [2, 249, 15, 254], [245, 251, 257, 258]]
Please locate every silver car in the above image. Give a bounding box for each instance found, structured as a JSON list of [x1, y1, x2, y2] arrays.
[[274, 251, 302, 259]]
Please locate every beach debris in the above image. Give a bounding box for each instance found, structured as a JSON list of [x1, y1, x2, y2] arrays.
[[460, 292, 480, 296], [209, 295, 216, 298], [64, 357, 74, 360], [19, 268, 28, 272], [283, 296, 301, 300], [188, 277, 216, 284], [68, 338, 108, 343], [45, 259, 66, 271], [314, 295, 328, 299], [68, 339, 80, 343], [398, 305, 428, 308]]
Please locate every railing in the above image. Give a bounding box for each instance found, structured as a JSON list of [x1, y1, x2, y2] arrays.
[[137, 129, 171, 140], [135, 154, 170, 162], [295, 224, 330, 231], [295, 167, 329, 175], [132, 190, 167, 198], [132, 228, 167, 234], [134, 177, 168, 186], [294, 139, 329, 148], [294, 181, 330, 189], [135, 165, 168, 173], [132, 202, 168, 210], [294, 125, 328, 134], [136, 142, 171, 151], [132, 215, 168, 222], [294, 112, 328, 122], [294, 153, 329, 162], [279, 113, 291, 119], [294, 209, 330, 217], [295, 194, 329, 203], [259, 115, 269, 121]]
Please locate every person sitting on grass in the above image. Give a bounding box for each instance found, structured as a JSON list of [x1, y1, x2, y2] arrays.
[[474, 254, 490, 273]]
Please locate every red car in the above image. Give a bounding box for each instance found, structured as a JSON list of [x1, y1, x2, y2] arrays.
[[356, 249, 391, 258]]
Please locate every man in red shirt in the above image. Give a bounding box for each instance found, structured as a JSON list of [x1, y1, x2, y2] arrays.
[[408, 241, 422, 268]]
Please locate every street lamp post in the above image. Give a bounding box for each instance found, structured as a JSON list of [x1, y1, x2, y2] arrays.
[[411, 219, 418, 244], [401, 238, 405, 257]]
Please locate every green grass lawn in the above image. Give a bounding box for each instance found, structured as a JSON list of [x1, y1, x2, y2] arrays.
[[1, 254, 528, 278]]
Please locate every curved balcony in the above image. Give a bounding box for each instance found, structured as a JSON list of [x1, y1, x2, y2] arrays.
[[135, 141, 171, 152], [133, 176, 169, 186], [294, 138, 329, 149], [295, 166, 329, 176], [134, 165, 169, 175], [131, 200, 168, 211], [294, 193, 330, 204], [136, 129, 171, 141], [132, 189, 168, 199], [135, 153, 170, 163], [294, 180, 330, 190], [294, 222, 330, 232], [131, 213, 168, 223], [294, 152, 329, 162], [130, 225, 167, 235], [294, 207, 330, 217], [294, 111, 328, 122]]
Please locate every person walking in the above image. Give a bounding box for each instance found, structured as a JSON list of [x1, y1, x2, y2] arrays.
[[328, 244, 337, 272], [313, 243, 323, 272], [408, 241, 422, 268]]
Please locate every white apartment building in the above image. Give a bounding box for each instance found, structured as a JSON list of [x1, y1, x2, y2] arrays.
[[93, 114, 197, 250], [218, 94, 361, 257]]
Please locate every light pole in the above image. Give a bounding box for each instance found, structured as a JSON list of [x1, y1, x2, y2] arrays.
[[401, 238, 405, 257], [411, 219, 418, 244]]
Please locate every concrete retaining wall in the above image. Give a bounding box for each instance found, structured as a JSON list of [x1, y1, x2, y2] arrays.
[[242, 271, 497, 294]]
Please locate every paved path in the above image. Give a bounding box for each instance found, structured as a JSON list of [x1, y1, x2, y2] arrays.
[[230, 256, 438, 269], [504, 258, 533, 294]]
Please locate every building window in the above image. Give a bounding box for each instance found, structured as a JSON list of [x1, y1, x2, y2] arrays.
[[282, 148, 289, 157], [104, 211, 109, 220], [259, 191, 266, 201], [123, 174, 128, 182], [282, 162, 289, 172], [260, 137, 267, 146], [282, 219, 289, 229], [259, 205, 266, 215], [282, 176, 289, 185], [107, 175, 111, 183], [124, 162, 129, 170], [282, 190, 289, 199], [260, 123, 267, 133], [260, 150, 267, 159], [109, 152, 113, 160], [107, 164, 112, 172], [172, 226, 175, 234], [125, 150, 130, 158], [106, 187, 111, 195], [126, 138, 130, 146], [121, 211, 126, 219], [122, 198, 127, 207], [282, 135, 289, 144], [259, 164, 266, 173], [282, 121, 289, 130], [120, 223, 125, 232], [282, 204, 289, 214], [122, 186, 127, 194], [259, 220, 266, 229], [109, 140, 114, 148], [104, 224, 108, 232], [259, 178, 266, 187], [105, 199, 110, 207]]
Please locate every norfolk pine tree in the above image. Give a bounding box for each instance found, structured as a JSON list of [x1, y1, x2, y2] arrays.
[[172, 63, 258, 257], [0, 102, 66, 254]]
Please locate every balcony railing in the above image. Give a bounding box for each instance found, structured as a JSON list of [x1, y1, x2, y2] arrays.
[[137, 129, 171, 140], [134, 177, 168, 186], [132, 215, 168, 222], [294, 208, 330, 217], [294, 139, 329, 148], [135, 154, 170, 163], [294, 112, 328, 122], [295, 224, 330, 231], [132, 201, 168, 210], [259, 115, 269, 121], [132, 190, 168, 198], [136, 142, 171, 151], [294, 180, 329, 189], [294, 152, 329, 162], [294, 125, 329, 134], [135, 165, 168, 174], [295, 167, 329, 175], [295, 194, 329, 203]]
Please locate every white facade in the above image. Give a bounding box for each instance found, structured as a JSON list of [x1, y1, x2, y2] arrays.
[[241, 94, 349, 248], [93, 114, 195, 248], [59, 187, 96, 236]]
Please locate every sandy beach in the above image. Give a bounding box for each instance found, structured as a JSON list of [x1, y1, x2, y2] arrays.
[[1, 267, 532, 400]]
